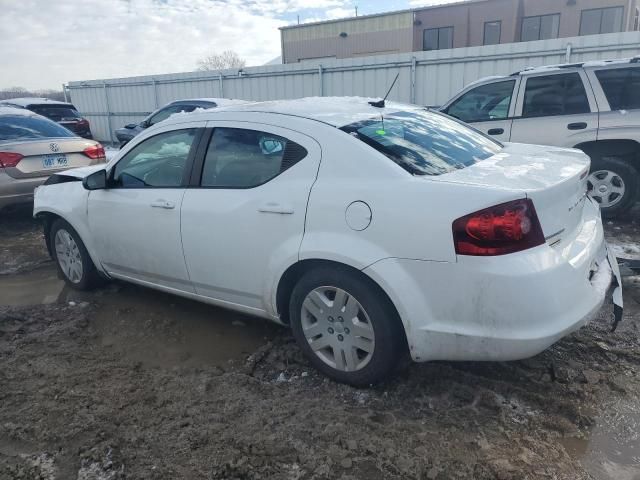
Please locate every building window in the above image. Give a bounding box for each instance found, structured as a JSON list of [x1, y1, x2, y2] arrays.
[[484, 20, 501, 45], [580, 7, 624, 35], [521, 14, 560, 41], [423, 26, 454, 51]]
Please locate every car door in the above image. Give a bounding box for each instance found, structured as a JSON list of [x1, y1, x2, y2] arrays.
[[441, 78, 519, 142], [180, 121, 321, 315], [509, 70, 599, 147], [88, 122, 205, 291]]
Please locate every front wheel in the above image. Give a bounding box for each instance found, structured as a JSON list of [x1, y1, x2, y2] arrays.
[[289, 266, 404, 387], [50, 219, 103, 290], [588, 156, 638, 218]]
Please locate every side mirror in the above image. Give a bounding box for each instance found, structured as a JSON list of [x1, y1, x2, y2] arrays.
[[124, 123, 137, 129], [82, 169, 107, 190], [140, 120, 150, 128]]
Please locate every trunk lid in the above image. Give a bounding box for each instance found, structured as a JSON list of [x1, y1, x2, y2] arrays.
[[0, 138, 102, 179], [435, 143, 591, 242]]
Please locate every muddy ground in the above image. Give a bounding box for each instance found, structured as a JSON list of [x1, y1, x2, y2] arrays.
[[1, 204, 639, 480]]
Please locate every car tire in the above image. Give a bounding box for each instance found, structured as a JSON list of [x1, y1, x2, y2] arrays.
[[50, 219, 103, 290], [289, 266, 404, 387], [588, 156, 639, 218]]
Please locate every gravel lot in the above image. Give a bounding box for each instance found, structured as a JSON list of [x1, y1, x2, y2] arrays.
[[1, 205, 639, 480]]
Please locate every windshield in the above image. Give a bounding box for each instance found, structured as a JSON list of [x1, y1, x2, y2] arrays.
[[29, 105, 81, 121], [0, 115, 77, 143], [341, 109, 502, 176]]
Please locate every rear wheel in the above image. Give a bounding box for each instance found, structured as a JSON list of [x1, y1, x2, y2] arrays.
[[588, 156, 638, 218], [50, 219, 102, 290], [289, 266, 404, 386]]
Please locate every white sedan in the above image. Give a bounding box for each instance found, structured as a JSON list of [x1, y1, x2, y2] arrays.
[[33, 97, 623, 386]]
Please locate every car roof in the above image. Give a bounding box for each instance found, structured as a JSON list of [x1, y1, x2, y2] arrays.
[[466, 56, 640, 86], [169, 98, 249, 106], [172, 96, 424, 128], [0, 97, 74, 107], [0, 105, 40, 116]]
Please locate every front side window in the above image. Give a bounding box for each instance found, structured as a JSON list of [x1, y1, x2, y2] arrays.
[[0, 115, 76, 143], [521, 14, 560, 41], [201, 128, 308, 188], [522, 73, 590, 118], [341, 110, 502, 176], [423, 26, 454, 51], [580, 7, 624, 35], [113, 129, 196, 188], [596, 67, 640, 110], [445, 80, 515, 123], [484, 20, 501, 45]]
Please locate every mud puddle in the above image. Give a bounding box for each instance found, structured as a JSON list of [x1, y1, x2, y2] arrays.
[[560, 398, 640, 480], [0, 266, 278, 368]]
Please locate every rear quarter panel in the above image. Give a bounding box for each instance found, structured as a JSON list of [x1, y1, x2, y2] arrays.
[[300, 131, 526, 267]]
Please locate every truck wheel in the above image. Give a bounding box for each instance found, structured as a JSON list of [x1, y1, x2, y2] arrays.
[[588, 156, 638, 218]]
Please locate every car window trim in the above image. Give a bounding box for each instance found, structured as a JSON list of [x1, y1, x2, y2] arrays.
[[107, 127, 205, 190], [188, 126, 309, 190]]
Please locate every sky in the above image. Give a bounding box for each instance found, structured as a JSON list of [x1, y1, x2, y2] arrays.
[[0, 0, 460, 90]]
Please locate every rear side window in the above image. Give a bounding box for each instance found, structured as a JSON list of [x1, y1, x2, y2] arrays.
[[341, 110, 502, 176], [445, 80, 515, 123], [29, 105, 81, 121], [0, 115, 76, 143], [522, 73, 590, 117], [595, 67, 640, 110], [201, 128, 307, 188]]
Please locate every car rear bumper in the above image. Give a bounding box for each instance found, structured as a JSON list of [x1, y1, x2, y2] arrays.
[[0, 171, 46, 209], [364, 199, 620, 362]]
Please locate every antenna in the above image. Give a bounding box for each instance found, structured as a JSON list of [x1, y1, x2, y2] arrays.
[[368, 72, 400, 108]]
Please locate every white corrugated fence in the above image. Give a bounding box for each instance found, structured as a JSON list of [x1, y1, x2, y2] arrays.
[[67, 31, 640, 142]]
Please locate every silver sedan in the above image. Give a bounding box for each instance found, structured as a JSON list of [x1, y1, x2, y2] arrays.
[[0, 106, 106, 210]]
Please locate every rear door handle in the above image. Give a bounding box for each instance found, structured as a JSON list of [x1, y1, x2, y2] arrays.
[[258, 202, 294, 215], [568, 122, 588, 130], [487, 128, 504, 136], [150, 199, 175, 209]]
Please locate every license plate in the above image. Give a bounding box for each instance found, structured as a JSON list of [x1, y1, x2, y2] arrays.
[[42, 154, 68, 169]]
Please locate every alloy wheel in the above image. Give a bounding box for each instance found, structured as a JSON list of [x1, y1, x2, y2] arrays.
[[588, 169, 626, 209], [54, 229, 84, 284], [300, 286, 375, 372]]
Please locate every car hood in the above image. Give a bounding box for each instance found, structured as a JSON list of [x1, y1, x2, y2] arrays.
[[57, 164, 105, 179]]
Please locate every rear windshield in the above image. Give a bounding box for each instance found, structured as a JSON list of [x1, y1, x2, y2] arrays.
[[29, 105, 81, 121], [0, 115, 77, 143], [341, 110, 502, 176]]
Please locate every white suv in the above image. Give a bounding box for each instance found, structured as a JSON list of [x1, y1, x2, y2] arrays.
[[440, 57, 640, 218]]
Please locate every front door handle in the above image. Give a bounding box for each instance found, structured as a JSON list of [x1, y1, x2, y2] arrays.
[[150, 199, 175, 209], [568, 122, 587, 130], [258, 202, 294, 215], [487, 128, 504, 136]]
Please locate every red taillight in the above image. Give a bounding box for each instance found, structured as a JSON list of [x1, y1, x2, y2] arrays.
[[0, 152, 24, 168], [452, 198, 545, 256], [77, 119, 90, 128], [83, 143, 105, 160]]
